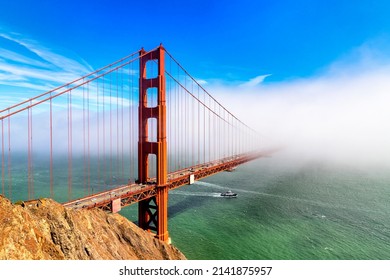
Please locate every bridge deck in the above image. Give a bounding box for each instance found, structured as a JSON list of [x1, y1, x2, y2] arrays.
[[62, 151, 271, 212]]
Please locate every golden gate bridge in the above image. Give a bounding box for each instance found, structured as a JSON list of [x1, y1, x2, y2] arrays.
[[0, 45, 273, 242]]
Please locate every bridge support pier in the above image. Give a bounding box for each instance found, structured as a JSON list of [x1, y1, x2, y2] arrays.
[[155, 185, 169, 241], [137, 45, 169, 242], [138, 186, 168, 242]]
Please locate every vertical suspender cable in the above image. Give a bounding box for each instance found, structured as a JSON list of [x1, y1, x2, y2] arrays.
[[109, 72, 113, 185], [103, 75, 106, 190], [167, 56, 171, 173], [7, 113, 11, 199], [83, 81, 87, 196], [97, 78, 100, 194], [184, 74, 187, 167], [176, 65, 179, 171], [50, 95, 53, 198], [1, 120, 4, 196], [27, 106, 30, 199], [109, 73, 112, 185], [120, 67, 124, 184], [197, 86, 200, 166], [27, 102, 33, 200], [132, 59, 136, 183], [87, 81, 91, 195], [204, 90, 206, 164], [128, 59, 133, 183], [67, 90, 73, 201]]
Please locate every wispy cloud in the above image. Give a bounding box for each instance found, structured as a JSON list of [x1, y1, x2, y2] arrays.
[[0, 30, 94, 107], [195, 78, 208, 85], [0, 47, 50, 68], [239, 74, 271, 87]]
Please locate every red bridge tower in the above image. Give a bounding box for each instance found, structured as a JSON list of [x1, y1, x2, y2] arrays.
[[138, 45, 169, 242]]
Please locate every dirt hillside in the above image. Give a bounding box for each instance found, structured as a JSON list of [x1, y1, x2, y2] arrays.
[[0, 195, 186, 260]]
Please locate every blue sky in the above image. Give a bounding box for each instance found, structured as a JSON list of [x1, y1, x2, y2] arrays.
[[1, 0, 390, 86], [1, 0, 390, 166]]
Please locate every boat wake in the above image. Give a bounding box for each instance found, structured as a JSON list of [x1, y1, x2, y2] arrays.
[[193, 181, 227, 190], [235, 189, 382, 214], [170, 190, 223, 198]]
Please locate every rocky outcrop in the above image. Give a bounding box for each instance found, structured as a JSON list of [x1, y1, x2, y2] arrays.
[[0, 195, 185, 260]]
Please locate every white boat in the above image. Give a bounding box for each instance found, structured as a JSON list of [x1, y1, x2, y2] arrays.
[[220, 190, 237, 197]]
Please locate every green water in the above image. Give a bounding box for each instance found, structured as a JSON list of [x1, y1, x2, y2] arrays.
[[4, 154, 390, 259], [122, 156, 390, 260]]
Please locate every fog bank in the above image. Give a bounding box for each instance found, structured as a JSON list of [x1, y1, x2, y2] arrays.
[[207, 48, 390, 168]]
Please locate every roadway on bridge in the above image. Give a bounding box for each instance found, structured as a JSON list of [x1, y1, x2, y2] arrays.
[[62, 152, 268, 212]]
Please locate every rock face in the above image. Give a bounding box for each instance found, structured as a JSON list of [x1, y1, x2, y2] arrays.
[[0, 195, 186, 260]]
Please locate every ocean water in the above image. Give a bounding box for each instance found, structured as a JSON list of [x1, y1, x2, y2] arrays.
[[122, 154, 390, 260], [4, 154, 390, 260]]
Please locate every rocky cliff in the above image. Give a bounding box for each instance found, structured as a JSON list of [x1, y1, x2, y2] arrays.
[[0, 195, 186, 260]]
